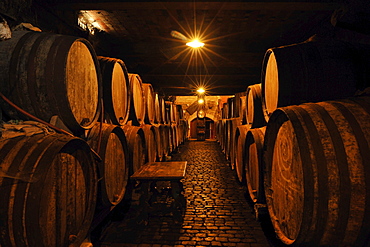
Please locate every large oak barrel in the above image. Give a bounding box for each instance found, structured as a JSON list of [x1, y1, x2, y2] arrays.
[[261, 36, 368, 122], [142, 83, 156, 124], [142, 124, 157, 163], [165, 101, 175, 125], [152, 124, 164, 161], [171, 103, 180, 125], [216, 119, 224, 147], [245, 126, 266, 203], [159, 124, 171, 157], [176, 104, 184, 120], [0, 124, 97, 247], [219, 119, 227, 153], [263, 96, 370, 246], [227, 118, 242, 168], [224, 119, 231, 158], [86, 123, 129, 207], [154, 93, 163, 124], [222, 103, 229, 119], [234, 91, 246, 123], [98, 56, 130, 125], [128, 74, 146, 126], [234, 124, 251, 183], [178, 119, 188, 145], [227, 97, 235, 119], [160, 97, 168, 124], [246, 83, 266, 128], [121, 125, 147, 175], [171, 124, 179, 151], [0, 31, 102, 135]]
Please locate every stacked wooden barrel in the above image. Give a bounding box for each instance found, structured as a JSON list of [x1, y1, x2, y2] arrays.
[[0, 122, 97, 247], [0, 31, 102, 136], [216, 34, 370, 246], [0, 30, 188, 247]]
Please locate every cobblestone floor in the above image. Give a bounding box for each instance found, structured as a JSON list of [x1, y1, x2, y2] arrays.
[[93, 140, 286, 247]]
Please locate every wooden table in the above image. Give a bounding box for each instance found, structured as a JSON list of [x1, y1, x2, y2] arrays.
[[130, 161, 187, 224]]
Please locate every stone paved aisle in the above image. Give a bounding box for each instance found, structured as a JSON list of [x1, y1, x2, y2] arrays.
[[94, 140, 285, 247]]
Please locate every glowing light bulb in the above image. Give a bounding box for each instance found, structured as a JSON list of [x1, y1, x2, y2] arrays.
[[186, 39, 204, 48], [197, 88, 205, 94], [198, 110, 205, 118]]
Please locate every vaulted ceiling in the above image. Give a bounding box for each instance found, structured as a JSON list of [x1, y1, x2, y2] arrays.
[[8, 0, 349, 96]]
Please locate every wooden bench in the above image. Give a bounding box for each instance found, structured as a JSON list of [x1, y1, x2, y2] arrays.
[[130, 161, 187, 224]]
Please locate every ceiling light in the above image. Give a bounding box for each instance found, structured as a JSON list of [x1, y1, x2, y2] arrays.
[[197, 87, 205, 94], [186, 39, 204, 48]]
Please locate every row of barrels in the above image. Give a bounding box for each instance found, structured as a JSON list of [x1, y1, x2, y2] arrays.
[[216, 35, 370, 246], [0, 31, 188, 246], [0, 120, 187, 247], [0, 31, 183, 136]]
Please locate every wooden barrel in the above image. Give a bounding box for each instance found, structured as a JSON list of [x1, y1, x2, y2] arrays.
[[176, 104, 184, 120], [216, 120, 221, 143], [142, 124, 157, 163], [263, 96, 370, 246], [234, 124, 251, 183], [152, 124, 164, 161], [224, 119, 231, 156], [121, 125, 146, 175], [220, 119, 227, 153], [245, 126, 266, 203], [97, 56, 130, 125], [142, 83, 156, 124], [246, 83, 266, 128], [165, 101, 174, 125], [172, 104, 180, 125], [261, 36, 366, 122], [86, 123, 129, 207], [227, 117, 242, 167], [216, 119, 223, 146], [234, 91, 246, 122], [171, 124, 179, 151], [222, 102, 229, 120], [160, 124, 171, 157], [178, 119, 188, 144], [0, 31, 102, 135], [154, 93, 163, 124], [0, 128, 97, 247], [127, 74, 145, 126], [227, 97, 235, 119], [160, 96, 168, 124]]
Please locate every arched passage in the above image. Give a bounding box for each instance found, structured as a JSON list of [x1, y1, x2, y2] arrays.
[[190, 117, 215, 139]]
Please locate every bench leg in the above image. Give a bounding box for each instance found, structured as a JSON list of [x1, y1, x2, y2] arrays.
[[170, 180, 186, 223], [137, 181, 150, 225]]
